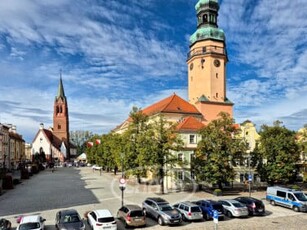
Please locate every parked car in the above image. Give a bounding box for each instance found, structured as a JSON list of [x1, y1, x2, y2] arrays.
[[218, 199, 249, 218], [87, 209, 117, 230], [234, 196, 265, 216], [92, 165, 102, 171], [17, 215, 46, 230], [55, 209, 85, 230], [0, 218, 12, 230], [173, 201, 203, 221], [117, 204, 146, 227], [266, 186, 307, 212], [142, 197, 182, 226], [193, 200, 225, 220]]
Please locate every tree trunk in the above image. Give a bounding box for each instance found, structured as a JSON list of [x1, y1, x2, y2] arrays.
[[159, 167, 164, 194]]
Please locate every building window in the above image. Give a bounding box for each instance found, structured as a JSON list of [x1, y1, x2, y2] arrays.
[[216, 93, 218, 98], [177, 171, 184, 180], [189, 135, 196, 144], [190, 153, 195, 164], [58, 124, 61, 129], [178, 153, 183, 162], [190, 170, 195, 180], [216, 73, 218, 78]]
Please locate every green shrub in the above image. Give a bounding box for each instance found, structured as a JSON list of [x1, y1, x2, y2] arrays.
[[292, 185, 300, 190], [213, 188, 222, 196]]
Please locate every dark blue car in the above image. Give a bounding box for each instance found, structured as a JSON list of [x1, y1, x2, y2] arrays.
[[193, 200, 225, 220]]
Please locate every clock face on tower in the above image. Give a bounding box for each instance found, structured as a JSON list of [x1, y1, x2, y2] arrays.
[[214, 59, 220, 67]]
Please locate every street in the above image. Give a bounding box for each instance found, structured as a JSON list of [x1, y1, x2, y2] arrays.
[[1, 166, 307, 229]]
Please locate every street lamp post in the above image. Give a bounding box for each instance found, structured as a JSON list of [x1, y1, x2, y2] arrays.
[[247, 151, 252, 197], [119, 152, 126, 207]]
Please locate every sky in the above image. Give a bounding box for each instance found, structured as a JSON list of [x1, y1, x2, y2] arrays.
[[0, 0, 307, 143]]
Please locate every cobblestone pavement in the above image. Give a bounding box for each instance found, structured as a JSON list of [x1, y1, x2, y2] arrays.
[[1, 167, 306, 230]]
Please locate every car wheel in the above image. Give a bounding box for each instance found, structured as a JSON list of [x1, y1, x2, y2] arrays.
[[182, 214, 187, 221], [158, 216, 164, 226], [205, 213, 210, 220], [293, 206, 299, 212], [227, 211, 233, 218], [270, 200, 276, 206]]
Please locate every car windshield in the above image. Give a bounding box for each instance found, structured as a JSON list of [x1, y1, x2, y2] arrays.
[[130, 210, 144, 217], [191, 206, 201, 212], [212, 204, 223, 210], [294, 192, 307, 201], [233, 203, 245, 208], [97, 217, 115, 223], [61, 214, 80, 223], [19, 223, 40, 230], [160, 205, 173, 211]]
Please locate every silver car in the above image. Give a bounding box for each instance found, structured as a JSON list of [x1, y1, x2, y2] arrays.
[[218, 199, 249, 218], [142, 197, 182, 226], [173, 201, 203, 221]]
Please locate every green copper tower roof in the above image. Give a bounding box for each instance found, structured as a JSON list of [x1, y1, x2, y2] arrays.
[[190, 0, 224, 45], [195, 0, 218, 11], [190, 27, 225, 44]]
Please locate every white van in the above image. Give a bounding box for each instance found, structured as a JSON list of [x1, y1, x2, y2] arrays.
[[266, 186, 307, 212]]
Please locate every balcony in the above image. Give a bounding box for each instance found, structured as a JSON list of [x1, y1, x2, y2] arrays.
[[187, 45, 226, 60]]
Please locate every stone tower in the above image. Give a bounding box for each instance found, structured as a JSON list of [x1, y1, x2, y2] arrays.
[[187, 0, 233, 123]]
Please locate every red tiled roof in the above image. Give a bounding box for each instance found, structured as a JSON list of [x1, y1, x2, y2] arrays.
[[142, 94, 201, 116], [43, 129, 54, 142], [176, 116, 205, 132]]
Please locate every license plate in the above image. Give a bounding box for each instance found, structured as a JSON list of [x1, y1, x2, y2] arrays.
[[174, 220, 179, 223], [258, 209, 263, 212]]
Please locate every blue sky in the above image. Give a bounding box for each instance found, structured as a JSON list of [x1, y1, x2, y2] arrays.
[[0, 0, 307, 143]]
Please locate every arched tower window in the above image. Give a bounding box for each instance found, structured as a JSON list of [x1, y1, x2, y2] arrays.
[[56, 106, 59, 114], [203, 14, 208, 23]]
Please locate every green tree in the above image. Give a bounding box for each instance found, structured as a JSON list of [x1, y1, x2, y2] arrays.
[[194, 112, 246, 190], [70, 130, 94, 155], [257, 121, 300, 185], [122, 107, 150, 179], [140, 115, 183, 194]]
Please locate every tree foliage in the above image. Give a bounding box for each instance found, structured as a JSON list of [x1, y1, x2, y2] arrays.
[[70, 130, 94, 154], [257, 121, 300, 184], [193, 112, 246, 189]]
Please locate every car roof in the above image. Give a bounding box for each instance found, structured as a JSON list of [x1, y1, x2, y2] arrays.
[[219, 199, 241, 203], [94, 209, 113, 218], [178, 201, 198, 206], [20, 215, 42, 223], [236, 196, 260, 201], [146, 197, 167, 203], [124, 204, 142, 211], [59, 209, 79, 215]]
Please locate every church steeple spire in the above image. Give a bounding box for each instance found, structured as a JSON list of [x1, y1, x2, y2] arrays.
[[56, 71, 66, 100]]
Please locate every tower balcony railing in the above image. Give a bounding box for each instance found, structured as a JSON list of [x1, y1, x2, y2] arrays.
[[187, 45, 226, 60]]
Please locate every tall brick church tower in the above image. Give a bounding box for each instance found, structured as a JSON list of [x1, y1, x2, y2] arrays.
[[187, 0, 233, 123], [53, 75, 70, 159]]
